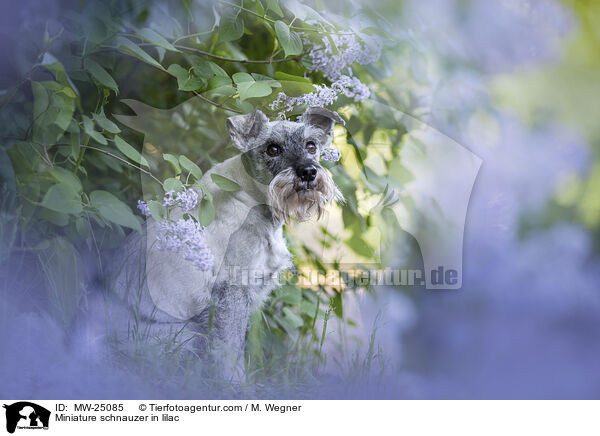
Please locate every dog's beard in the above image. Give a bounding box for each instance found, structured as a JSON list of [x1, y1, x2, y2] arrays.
[[268, 167, 344, 222]]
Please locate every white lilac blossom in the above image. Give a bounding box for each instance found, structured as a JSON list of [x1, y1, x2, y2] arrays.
[[138, 187, 213, 271], [334, 75, 370, 102], [270, 33, 380, 118], [137, 200, 151, 217], [156, 218, 214, 271], [162, 187, 199, 212], [320, 147, 342, 162], [305, 34, 382, 81], [270, 75, 371, 116]]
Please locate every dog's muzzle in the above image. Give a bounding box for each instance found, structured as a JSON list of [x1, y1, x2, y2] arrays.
[[268, 166, 344, 222]]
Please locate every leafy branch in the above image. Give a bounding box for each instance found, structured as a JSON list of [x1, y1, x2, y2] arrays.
[[80, 145, 162, 185], [173, 44, 301, 64]]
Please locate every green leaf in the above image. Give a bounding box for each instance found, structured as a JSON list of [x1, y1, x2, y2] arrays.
[[41, 183, 82, 214], [274, 20, 303, 57], [275, 72, 315, 97], [211, 173, 241, 191], [251, 73, 282, 87], [274, 71, 311, 83], [136, 28, 179, 52], [41, 53, 78, 95], [167, 64, 206, 91], [93, 108, 121, 133], [163, 177, 184, 192], [179, 155, 202, 180], [163, 153, 181, 174], [282, 0, 327, 24], [114, 136, 149, 167], [256, 0, 266, 15], [266, 0, 284, 17], [198, 197, 215, 226], [115, 36, 164, 70], [85, 58, 119, 93], [300, 300, 324, 317], [190, 56, 216, 79], [345, 233, 374, 258], [283, 307, 304, 328], [31, 81, 75, 144], [275, 285, 302, 304], [208, 77, 235, 95], [218, 7, 244, 43], [146, 200, 164, 221], [232, 73, 278, 101], [69, 126, 80, 160], [208, 76, 233, 89], [32, 81, 49, 125], [90, 190, 142, 232], [82, 115, 107, 145], [75, 216, 91, 239], [232, 72, 254, 84], [237, 81, 273, 101], [209, 62, 229, 77], [49, 167, 82, 192]]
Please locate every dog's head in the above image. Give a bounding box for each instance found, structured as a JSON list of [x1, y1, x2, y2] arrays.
[[226, 107, 345, 222]]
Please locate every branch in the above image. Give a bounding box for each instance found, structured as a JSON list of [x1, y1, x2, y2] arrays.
[[81, 145, 163, 185], [174, 44, 300, 64], [192, 90, 242, 114]]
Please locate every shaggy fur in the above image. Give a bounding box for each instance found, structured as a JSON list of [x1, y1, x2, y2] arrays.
[[268, 167, 343, 222]]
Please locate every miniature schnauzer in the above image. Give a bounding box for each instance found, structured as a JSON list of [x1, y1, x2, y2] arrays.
[[107, 107, 345, 378]]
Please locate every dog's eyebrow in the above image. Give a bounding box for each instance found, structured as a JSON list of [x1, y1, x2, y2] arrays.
[[303, 125, 328, 142], [267, 129, 286, 145]]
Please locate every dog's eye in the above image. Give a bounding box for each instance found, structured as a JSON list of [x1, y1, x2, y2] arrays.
[[266, 144, 282, 157], [306, 141, 317, 154]]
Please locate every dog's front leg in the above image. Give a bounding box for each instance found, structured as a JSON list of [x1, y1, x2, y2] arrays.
[[195, 281, 252, 382]]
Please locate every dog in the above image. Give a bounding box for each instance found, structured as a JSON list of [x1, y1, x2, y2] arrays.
[[104, 107, 345, 379]]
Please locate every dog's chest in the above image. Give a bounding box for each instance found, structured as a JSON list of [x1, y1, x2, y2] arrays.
[[257, 226, 292, 273], [228, 219, 292, 277], [222, 217, 292, 307]]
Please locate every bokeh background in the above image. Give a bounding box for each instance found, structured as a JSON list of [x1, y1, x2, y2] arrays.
[[1, 0, 599, 399]]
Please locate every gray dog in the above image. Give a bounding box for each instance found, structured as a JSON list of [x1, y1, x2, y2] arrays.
[[105, 106, 345, 379]]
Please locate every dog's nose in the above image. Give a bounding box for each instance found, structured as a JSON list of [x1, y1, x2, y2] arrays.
[[297, 165, 317, 182]]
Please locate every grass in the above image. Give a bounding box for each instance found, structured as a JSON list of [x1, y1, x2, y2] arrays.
[[91, 244, 393, 398]]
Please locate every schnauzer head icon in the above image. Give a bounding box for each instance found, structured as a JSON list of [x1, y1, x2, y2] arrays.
[[3, 402, 50, 434]]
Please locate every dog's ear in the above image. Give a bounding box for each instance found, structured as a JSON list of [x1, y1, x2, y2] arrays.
[[226, 110, 268, 151], [300, 107, 345, 137]]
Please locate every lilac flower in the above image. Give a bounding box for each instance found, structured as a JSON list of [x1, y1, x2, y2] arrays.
[[162, 187, 199, 212], [320, 147, 342, 162], [305, 34, 382, 81], [156, 218, 214, 271], [137, 200, 151, 217], [270, 76, 371, 117], [333, 75, 370, 102]]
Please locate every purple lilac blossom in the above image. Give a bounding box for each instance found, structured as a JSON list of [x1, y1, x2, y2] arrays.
[[156, 218, 214, 271], [136, 200, 151, 217], [162, 187, 199, 212], [320, 147, 342, 162]]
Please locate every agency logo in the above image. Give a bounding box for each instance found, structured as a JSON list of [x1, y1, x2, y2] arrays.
[[2, 402, 50, 434]]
